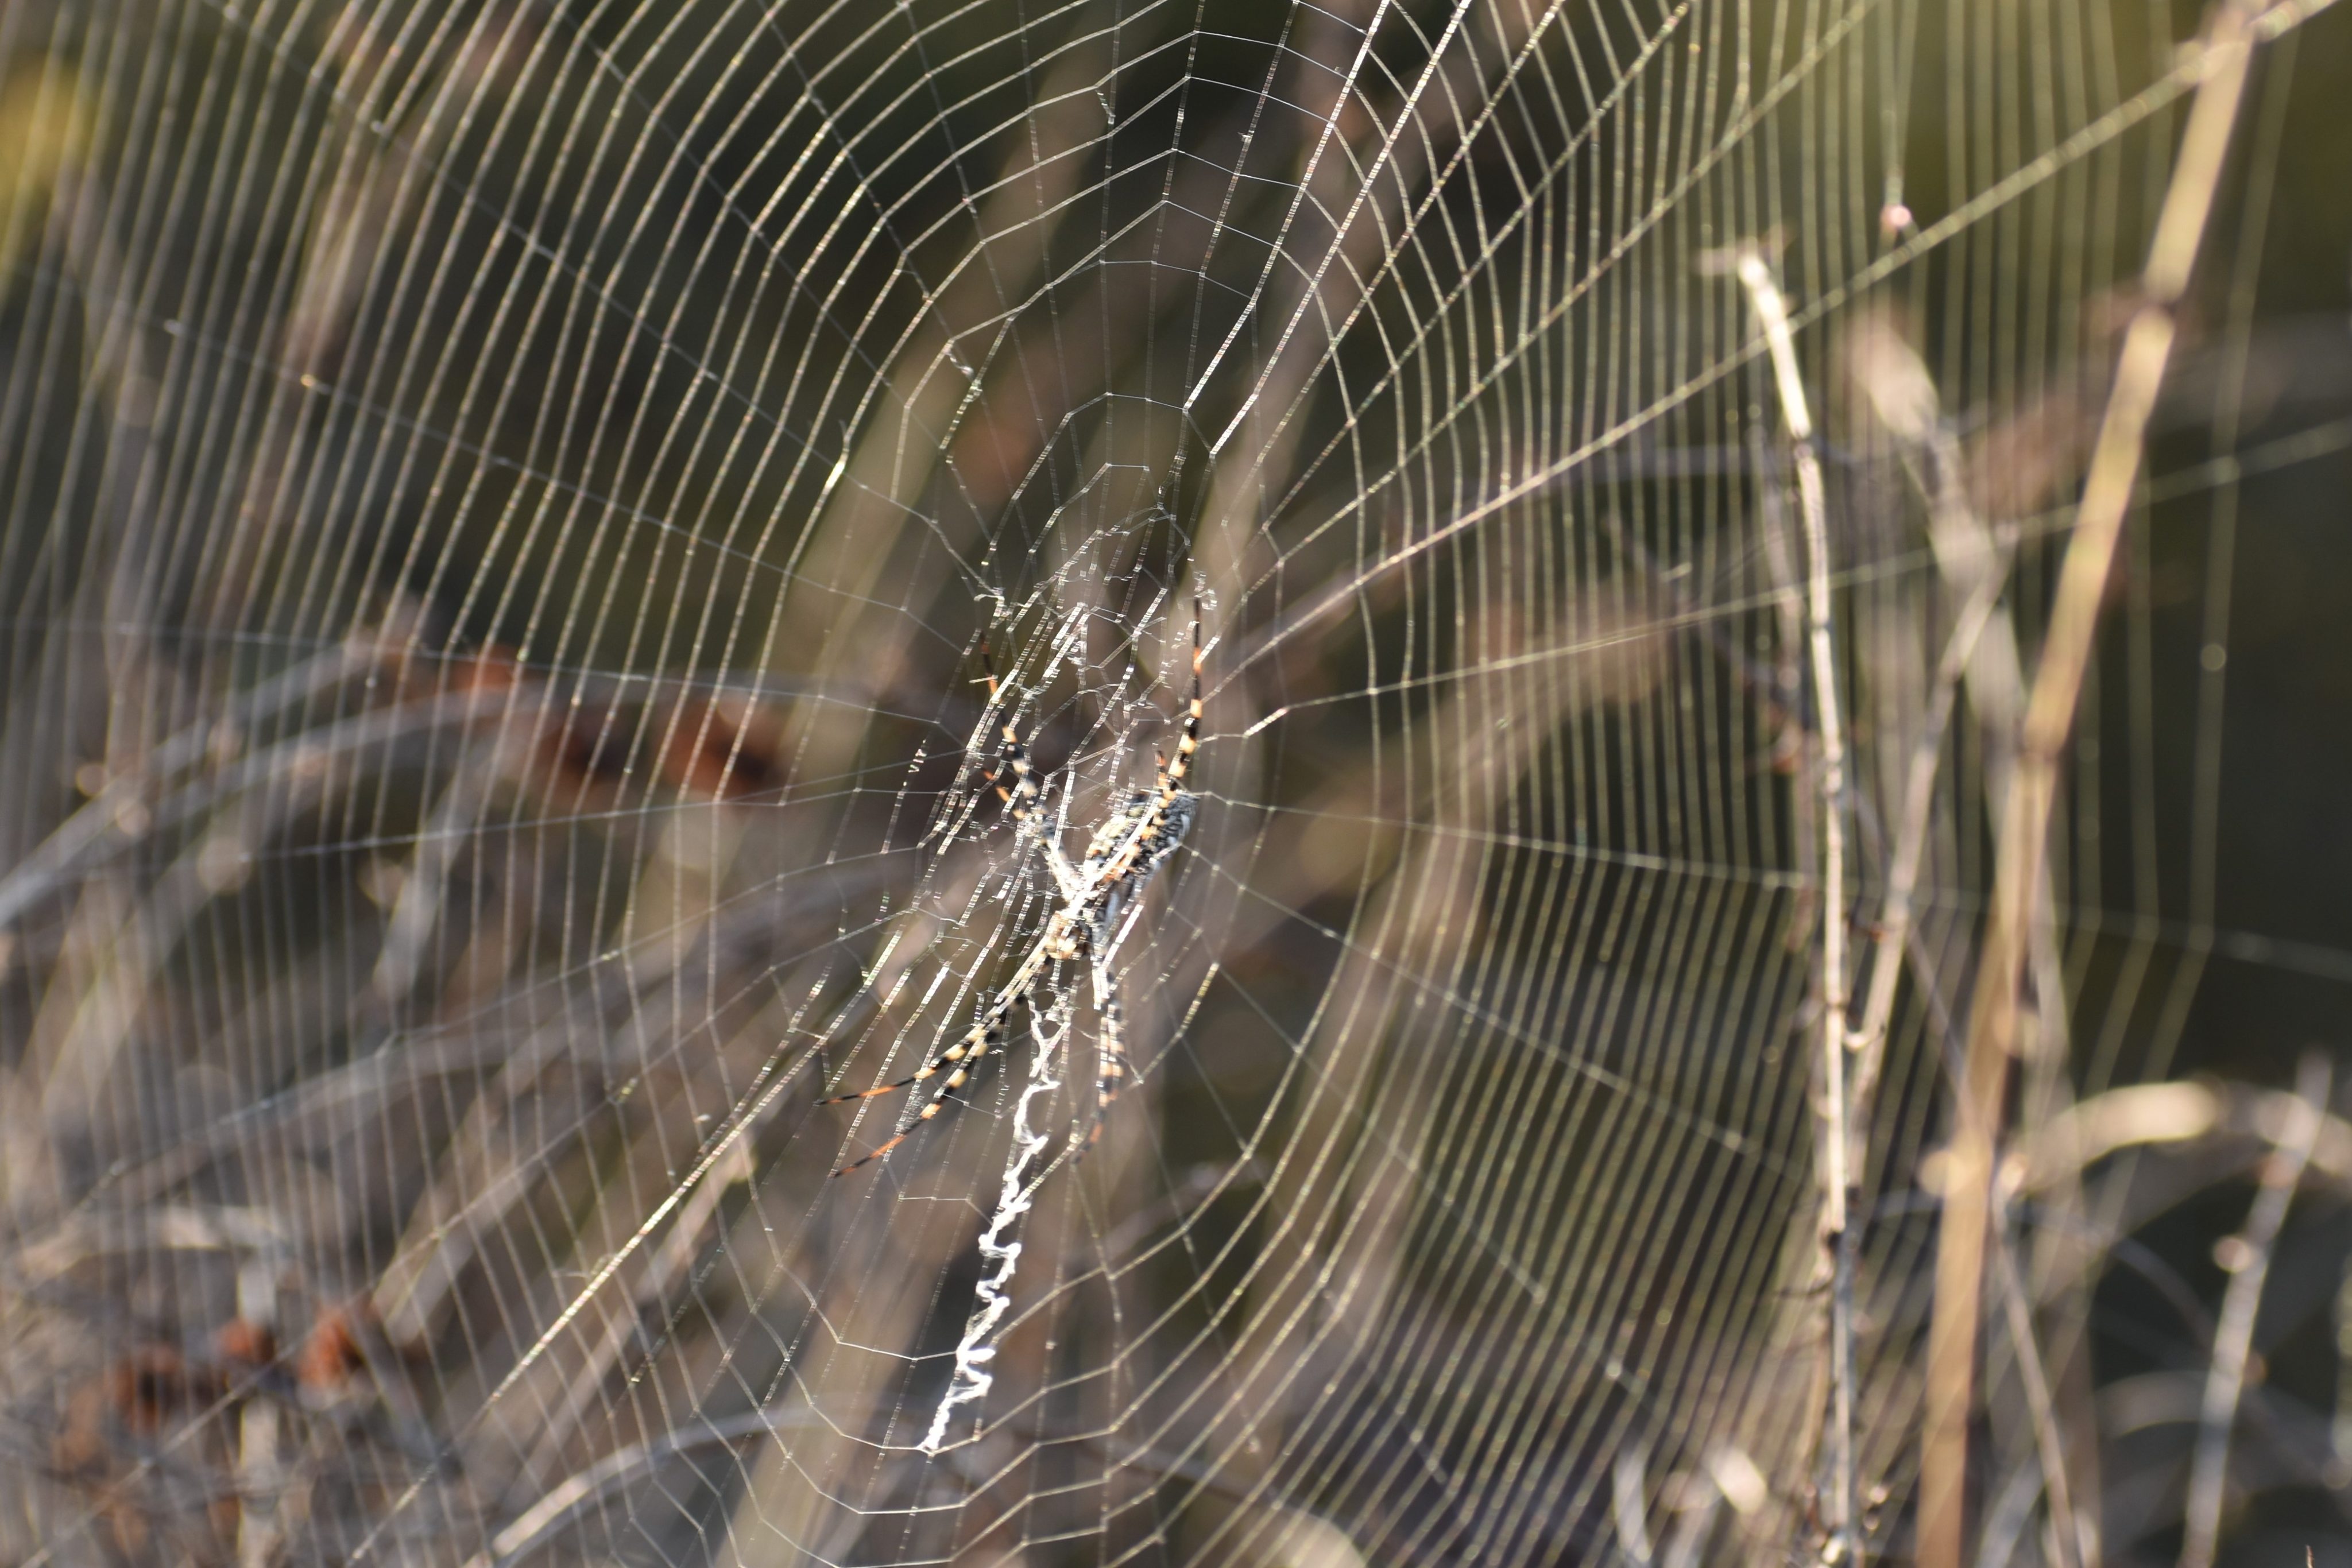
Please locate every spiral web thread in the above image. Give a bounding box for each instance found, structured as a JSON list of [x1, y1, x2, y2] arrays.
[[1, 0, 2348, 1564]]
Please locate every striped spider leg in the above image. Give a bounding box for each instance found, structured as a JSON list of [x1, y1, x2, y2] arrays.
[[821, 605, 1205, 1175]]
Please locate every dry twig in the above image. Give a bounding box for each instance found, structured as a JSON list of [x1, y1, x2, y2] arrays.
[[1918, 5, 2273, 1563], [1713, 242, 1855, 1554], [2179, 1052, 2330, 1568]]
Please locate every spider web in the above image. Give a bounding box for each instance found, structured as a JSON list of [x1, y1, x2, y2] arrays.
[[3, 0, 2350, 1564]]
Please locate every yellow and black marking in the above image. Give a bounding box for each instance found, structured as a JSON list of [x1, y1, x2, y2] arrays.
[[1162, 606, 1205, 799], [822, 931, 1067, 1176], [825, 601, 1206, 1177], [826, 1006, 1009, 1176], [982, 630, 1045, 829], [815, 1037, 971, 1102], [1082, 985, 1129, 1152]]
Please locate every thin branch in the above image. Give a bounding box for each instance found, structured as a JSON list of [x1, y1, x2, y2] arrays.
[[0, 638, 366, 932], [1987, 1206, 2083, 1568], [1904, 893, 2083, 1568], [1919, 6, 2273, 1562], [2179, 1051, 2330, 1568], [1848, 556, 2005, 1101], [2017, 1080, 2352, 1195], [1848, 322, 2087, 1568], [1716, 242, 1856, 1555], [465, 1406, 841, 1568]]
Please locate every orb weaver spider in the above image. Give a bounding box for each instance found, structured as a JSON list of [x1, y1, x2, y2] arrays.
[[821, 604, 1205, 1175]]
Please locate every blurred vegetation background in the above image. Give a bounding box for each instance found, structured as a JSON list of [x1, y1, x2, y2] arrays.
[[0, 0, 2348, 1563]]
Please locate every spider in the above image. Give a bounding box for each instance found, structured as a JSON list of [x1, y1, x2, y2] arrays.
[[821, 605, 1205, 1175]]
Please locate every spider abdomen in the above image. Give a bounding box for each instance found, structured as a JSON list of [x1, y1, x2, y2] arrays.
[[1080, 788, 1195, 888]]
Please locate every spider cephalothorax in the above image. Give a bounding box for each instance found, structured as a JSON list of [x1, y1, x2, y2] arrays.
[[821, 606, 1205, 1174]]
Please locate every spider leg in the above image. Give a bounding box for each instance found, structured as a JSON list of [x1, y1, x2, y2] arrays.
[[978, 636, 1080, 896], [1158, 600, 1205, 797], [824, 940, 1052, 1176], [1078, 944, 1129, 1156]]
